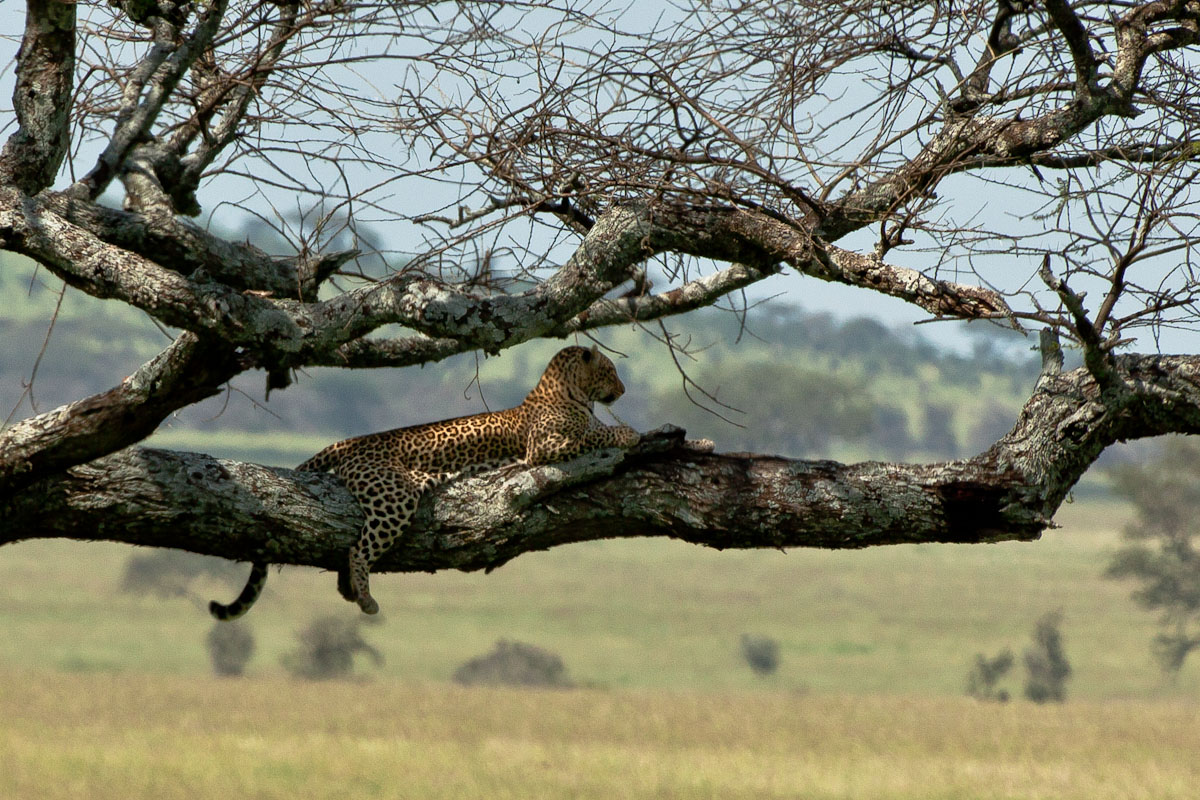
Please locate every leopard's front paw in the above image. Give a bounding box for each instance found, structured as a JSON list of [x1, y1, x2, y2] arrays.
[[358, 595, 380, 615], [614, 426, 640, 447]]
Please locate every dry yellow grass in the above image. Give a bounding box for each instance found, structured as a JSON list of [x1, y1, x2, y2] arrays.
[[2, 670, 1198, 800]]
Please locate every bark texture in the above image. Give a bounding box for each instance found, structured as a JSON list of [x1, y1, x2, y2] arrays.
[[7, 355, 1200, 580]]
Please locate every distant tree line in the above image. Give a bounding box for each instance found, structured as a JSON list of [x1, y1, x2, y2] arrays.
[[3, 262, 1042, 464]]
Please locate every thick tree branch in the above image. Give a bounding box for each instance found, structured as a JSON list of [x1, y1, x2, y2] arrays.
[[312, 262, 776, 369], [0, 0, 75, 195], [33, 191, 351, 299], [818, 244, 1013, 320], [0, 333, 249, 495], [0, 186, 312, 353], [1044, 0, 1100, 98], [1113, 1, 1200, 99], [7, 355, 1200, 584]]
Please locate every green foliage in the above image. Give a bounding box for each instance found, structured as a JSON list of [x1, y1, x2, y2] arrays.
[[965, 648, 1013, 702], [1106, 438, 1200, 675], [205, 620, 255, 677], [281, 615, 383, 680], [452, 639, 573, 688], [652, 360, 878, 457], [1023, 611, 1071, 704]]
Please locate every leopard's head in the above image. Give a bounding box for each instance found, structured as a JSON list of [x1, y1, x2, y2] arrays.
[[534, 345, 625, 405]]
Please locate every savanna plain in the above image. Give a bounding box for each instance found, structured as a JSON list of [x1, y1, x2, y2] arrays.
[[2, 501, 1198, 799]]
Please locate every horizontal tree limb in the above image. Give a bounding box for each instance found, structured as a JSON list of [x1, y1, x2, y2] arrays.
[[32, 191, 351, 299], [0, 427, 1045, 581], [0, 333, 247, 494], [1, 190, 1010, 371], [8, 354, 1200, 589]]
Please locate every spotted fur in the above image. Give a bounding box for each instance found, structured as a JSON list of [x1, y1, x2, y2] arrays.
[[209, 345, 638, 619]]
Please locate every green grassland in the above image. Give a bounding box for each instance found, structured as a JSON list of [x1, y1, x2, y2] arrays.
[[4, 481, 1199, 798], [2, 500, 1196, 698], [3, 671, 1198, 800]]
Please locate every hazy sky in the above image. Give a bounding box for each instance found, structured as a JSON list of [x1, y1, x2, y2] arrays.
[[1, 3, 1194, 358]]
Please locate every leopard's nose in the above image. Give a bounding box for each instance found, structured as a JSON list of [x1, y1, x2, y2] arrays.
[[602, 380, 625, 404]]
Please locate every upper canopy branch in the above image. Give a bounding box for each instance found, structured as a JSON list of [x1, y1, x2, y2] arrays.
[[66, 0, 231, 204], [1043, 0, 1101, 98], [0, 0, 76, 195], [1, 190, 1010, 373], [822, 1, 1199, 239]]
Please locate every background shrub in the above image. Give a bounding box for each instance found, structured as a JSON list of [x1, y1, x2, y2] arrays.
[[205, 620, 255, 677], [965, 648, 1013, 702], [120, 550, 246, 599], [739, 634, 781, 677], [1024, 611, 1071, 703], [281, 615, 383, 680], [1106, 438, 1200, 676], [452, 640, 573, 688]]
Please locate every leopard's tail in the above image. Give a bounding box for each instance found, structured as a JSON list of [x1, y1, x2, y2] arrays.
[[210, 447, 340, 621], [209, 561, 269, 621]]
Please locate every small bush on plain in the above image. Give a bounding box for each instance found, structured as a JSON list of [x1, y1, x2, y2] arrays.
[[206, 620, 255, 677], [1024, 611, 1071, 704], [739, 634, 781, 677], [965, 648, 1013, 702], [452, 640, 573, 688], [282, 615, 383, 680]]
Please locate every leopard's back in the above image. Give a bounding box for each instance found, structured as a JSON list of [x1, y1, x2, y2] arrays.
[[299, 405, 528, 476], [211, 345, 637, 620]]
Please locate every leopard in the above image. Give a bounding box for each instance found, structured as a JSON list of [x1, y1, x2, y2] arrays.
[[210, 345, 639, 620]]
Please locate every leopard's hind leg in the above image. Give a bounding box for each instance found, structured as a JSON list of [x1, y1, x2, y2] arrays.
[[340, 466, 431, 615]]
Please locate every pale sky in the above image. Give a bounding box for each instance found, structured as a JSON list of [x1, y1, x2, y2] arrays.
[[1, 3, 1195, 358]]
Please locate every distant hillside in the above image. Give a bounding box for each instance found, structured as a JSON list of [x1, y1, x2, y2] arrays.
[[3, 251, 1049, 467]]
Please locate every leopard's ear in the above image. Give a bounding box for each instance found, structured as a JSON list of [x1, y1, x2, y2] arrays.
[[583, 344, 598, 362]]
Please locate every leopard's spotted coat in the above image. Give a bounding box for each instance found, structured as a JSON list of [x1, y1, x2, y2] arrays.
[[211, 345, 638, 619]]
